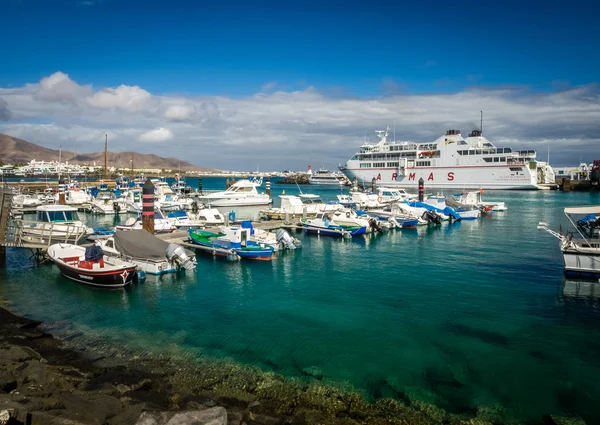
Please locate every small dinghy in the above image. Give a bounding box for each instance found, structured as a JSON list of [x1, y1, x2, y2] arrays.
[[47, 244, 138, 288]]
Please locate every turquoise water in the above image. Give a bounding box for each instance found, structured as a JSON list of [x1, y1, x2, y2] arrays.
[[1, 179, 600, 423]]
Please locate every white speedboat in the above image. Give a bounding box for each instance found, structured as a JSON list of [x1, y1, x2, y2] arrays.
[[194, 178, 272, 207], [538, 206, 600, 279], [21, 205, 92, 244], [452, 190, 507, 212], [12, 194, 43, 209], [91, 190, 117, 214], [124, 189, 144, 213], [331, 209, 370, 229], [260, 194, 340, 220], [98, 230, 196, 275], [116, 209, 176, 234]]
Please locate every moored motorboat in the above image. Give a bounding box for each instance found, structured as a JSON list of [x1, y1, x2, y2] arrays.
[[301, 213, 366, 237], [21, 205, 93, 244], [98, 229, 196, 275], [538, 206, 600, 279], [188, 227, 275, 260], [47, 243, 137, 288], [116, 209, 176, 234]]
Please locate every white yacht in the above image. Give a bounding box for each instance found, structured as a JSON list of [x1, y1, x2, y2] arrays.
[[308, 166, 350, 186], [340, 127, 557, 190], [194, 178, 272, 207]]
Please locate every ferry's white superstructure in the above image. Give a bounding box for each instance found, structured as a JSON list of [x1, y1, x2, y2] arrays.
[[340, 127, 556, 190]]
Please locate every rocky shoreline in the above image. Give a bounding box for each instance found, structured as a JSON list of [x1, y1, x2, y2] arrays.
[[0, 305, 585, 425]]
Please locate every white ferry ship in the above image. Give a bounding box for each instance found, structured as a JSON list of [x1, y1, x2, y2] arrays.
[[339, 127, 556, 190], [308, 166, 350, 186]]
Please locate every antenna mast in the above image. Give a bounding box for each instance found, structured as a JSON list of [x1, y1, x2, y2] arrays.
[[104, 134, 108, 179], [480, 110, 483, 134]]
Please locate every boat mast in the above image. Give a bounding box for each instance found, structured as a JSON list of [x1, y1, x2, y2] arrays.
[[58, 145, 62, 181], [480, 110, 483, 135], [131, 152, 134, 177], [104, 134, 108, 179]]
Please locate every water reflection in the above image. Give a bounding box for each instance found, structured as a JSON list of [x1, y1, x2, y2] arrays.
[[562, 279, 600, 301]]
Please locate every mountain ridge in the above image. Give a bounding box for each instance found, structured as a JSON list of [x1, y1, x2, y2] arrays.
[[0, 133, 214, 172]]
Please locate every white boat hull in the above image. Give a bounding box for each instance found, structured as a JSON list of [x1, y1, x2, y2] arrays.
[[342, 165, 541, 190], [563, 249, 600, 277]]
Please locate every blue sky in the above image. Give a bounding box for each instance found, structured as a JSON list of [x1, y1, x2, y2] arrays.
[[0, 0, 599, 169]]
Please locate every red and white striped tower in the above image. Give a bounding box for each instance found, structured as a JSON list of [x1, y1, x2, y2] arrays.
[[142, 179, 155, 234]]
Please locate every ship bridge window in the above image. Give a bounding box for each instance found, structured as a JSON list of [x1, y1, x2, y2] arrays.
[[458, 140, 468, 145], [360, 163, 371, 168], [351, 155, 359, 160]]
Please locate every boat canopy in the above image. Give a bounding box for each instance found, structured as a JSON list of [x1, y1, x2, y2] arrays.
[[564, 206, 600, 215], [114, 229, 193, 260]]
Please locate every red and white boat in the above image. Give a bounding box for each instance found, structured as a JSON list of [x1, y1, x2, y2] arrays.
[[47, 244, 138, 288]]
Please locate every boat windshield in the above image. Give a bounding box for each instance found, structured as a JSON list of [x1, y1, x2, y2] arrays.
[[302, 197, 323, 204], [39, 210, 79, 222]]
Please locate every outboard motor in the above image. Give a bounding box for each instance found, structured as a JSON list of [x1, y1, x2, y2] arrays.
[[191, 201, 199, 212], [113, 201, 120, 214], [368, 217, 384, 233], [276, 228, 301, 250], [166, 243, 196, 271]]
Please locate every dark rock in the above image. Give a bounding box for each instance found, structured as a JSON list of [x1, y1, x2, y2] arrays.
[[247, 400, 260, 410], [134, 407, 227, 425], [132, 378, 153, 391], [543, 414, 587, 425], [109, 404, 145, 425], [116, 384, 132, 395], [0, 346, 42, 364], [250, 414, 281, 425], [0, 372, 16, 394], [301, 367, 324, 381], [57, 393, 122, 424]]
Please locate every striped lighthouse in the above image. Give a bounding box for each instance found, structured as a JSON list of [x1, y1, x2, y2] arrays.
[[142, 179, 155, 234]]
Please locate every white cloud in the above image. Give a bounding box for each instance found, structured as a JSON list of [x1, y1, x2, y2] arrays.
[[87, 85, 153, 112], [0, 71, 599, 170], [139, 127, 174, 143], [164, 104, 195, 121], [34, 71, 92, 103]]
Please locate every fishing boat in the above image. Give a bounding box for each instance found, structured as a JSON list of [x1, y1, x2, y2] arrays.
[[301, 213, 366, 237], [47, 243, 137, 288], [188, 227, 275, 260], [340, 126, 557, 190], [444, 197, 481, 220], [193, 178, 272, 207], [538, 206, 600, 279], [307, 166, 350, 186], [98, 229, 196, 275]]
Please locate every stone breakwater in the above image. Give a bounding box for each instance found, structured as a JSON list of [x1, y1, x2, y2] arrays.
[[0, 306, 585, 425]]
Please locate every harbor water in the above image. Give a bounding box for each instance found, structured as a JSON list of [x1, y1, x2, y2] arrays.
[[1, 178, 600, 423]]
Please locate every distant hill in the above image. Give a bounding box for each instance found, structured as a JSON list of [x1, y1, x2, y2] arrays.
[[0, 133, 215, 172]]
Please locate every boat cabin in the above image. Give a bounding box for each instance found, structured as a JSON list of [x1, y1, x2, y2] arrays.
[[35, 205, 81, 223], [299, 194, 325, 204], [220, 227, 251, 247]]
